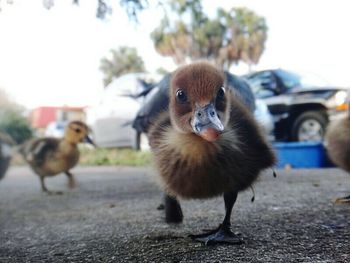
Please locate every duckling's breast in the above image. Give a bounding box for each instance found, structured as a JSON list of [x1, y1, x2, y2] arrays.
[[153, 128, 259, 199], [43, 151, 79, 176], [150, 105, 276, 199]]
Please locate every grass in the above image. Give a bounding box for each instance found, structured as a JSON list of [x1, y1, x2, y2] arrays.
[[78, 147, 153, 167], [11, 147, 153, 167]]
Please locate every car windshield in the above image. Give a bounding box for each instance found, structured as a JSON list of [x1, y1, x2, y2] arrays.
[[275, 69, 330, 89]]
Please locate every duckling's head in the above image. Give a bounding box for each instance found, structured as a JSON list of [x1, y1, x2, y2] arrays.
[[64, 121, 94, 145], [169, 62, 230, 142]]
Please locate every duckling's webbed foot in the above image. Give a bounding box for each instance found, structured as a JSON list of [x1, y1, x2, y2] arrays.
[[164, 194, 183, 223], [335, 194, 350, 204], [189, 224, 244, 245], [190, 191, 243, 246], [45, 190, 64, 195], [40, 176, 63, 195]]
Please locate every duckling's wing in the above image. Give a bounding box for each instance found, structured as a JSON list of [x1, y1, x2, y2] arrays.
[[225, 72, 256, 112], [132, 74, 171, 134], [24, 138, 60, 166]]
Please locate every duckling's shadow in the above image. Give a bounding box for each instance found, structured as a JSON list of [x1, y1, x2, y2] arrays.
[[43, 190, 64, 196], [145, 225, 249, 246]]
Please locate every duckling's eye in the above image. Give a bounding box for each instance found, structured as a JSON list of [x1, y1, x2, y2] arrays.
[[75, 128, 81, 133], [176, 89, 188, 104], [216, 87, 226, 111], [217, 87, 225, 100]]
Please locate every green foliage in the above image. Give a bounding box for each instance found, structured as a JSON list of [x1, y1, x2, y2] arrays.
[[78, 147, 152, 166], [41, 0, 149, 21], [169, 0, 205, 25], [0, 109, 33, 144], [218, 7, 268, 68], [151, 20, 189, 64], [12, 146, 152, 166], [0, 89, 33, 144], [119, 0, 149, 22], [151, 2, 268, 70], [99, 46, 146, 87]]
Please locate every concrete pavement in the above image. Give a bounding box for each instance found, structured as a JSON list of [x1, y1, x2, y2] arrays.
[[0, 166, 349, 262]]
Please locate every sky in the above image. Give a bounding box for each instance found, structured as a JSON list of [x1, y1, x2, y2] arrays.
[[1, 0, 350, 109]]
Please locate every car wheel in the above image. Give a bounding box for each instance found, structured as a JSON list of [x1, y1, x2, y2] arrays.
[[134, 132, 150, 151], [291, 111, 328, 142]]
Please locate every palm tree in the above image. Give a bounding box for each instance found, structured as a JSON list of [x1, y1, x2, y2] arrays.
[[150, 4, 268, 71], [99, 46, 146, 87]]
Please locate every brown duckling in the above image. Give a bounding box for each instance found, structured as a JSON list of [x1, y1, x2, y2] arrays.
[[20, 121, 94, 194], [325, 105, 350, 204], [148, 62, 276, 245]]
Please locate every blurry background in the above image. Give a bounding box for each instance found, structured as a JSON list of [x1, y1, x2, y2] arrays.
[[0, 0, 349, 152]]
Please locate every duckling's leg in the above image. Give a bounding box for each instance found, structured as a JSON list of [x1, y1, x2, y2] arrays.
[[65, 171, 76, 189], [335, 194, 350, 204], [164, 194, 183, 223], [189, 191, 244, 245], [39, 176, 49, 193], [39, 176, 63, 195]]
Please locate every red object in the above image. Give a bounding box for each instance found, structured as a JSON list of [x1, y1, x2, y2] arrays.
[[30, 106, 85, 129]]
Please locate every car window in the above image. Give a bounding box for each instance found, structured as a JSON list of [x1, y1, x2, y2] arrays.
[[246, 71, 278, 98], [275, 69, 329, 89], [275, 70, 301, 89]]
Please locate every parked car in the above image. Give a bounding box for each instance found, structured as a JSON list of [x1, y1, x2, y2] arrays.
[[243, 69, 349, 142], [133, 72, 275, 141], [85, 73, 160, 149], [254, 99, 274, 138]]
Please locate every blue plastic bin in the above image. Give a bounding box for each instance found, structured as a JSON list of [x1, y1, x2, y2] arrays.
[[273, 142, 334, 169]]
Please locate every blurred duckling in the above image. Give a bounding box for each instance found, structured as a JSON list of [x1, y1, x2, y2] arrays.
[[0, 132, 15, 180], [148, 62, 276, 245], [20, 121, 94, 194], [325, 104, 350, 204]]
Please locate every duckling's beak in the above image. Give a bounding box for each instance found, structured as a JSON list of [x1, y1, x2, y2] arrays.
[[84, 135, 96, 147], [191, 103, 224, 142]]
